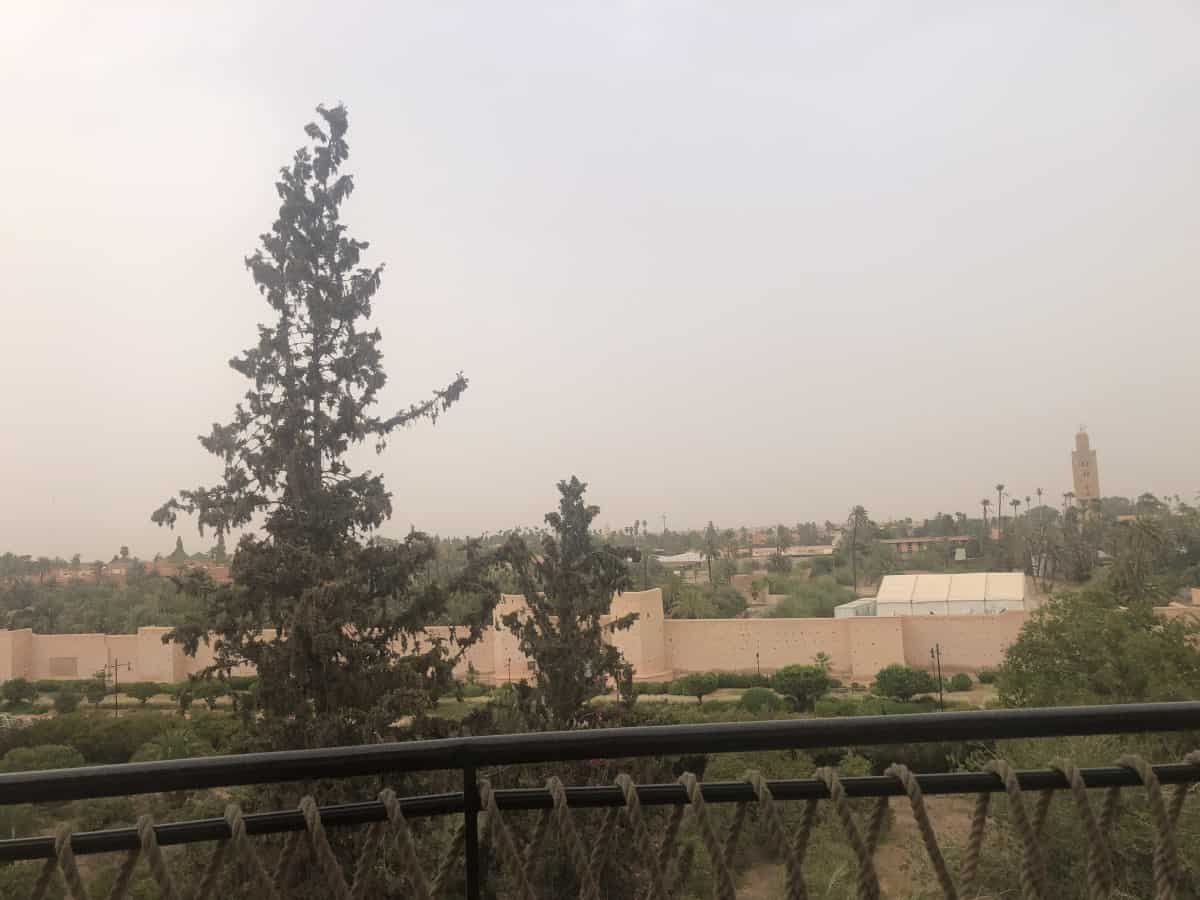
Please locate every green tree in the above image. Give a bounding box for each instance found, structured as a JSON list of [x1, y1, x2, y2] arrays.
[[85, 680, 107, 708], [168, 537, 187, 564], [54, 690, 80, 714], [501, 477, 639, 727], [771, 664, 831, 711], [673, 671, 719, 704], [152, 105, 490, 748], [872, 664, 936, 702], [999, 586, 1200, 707], [775, 524, 790, 553], [125, 683, 160, 706]]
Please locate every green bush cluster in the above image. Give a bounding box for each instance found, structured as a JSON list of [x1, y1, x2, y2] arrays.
[[715, 672, 769, 689], [976, 669, 998, 684], [948, 673, 973, 692], [871, 664, 938, 701], [737, 686, 783, 714], [633, 680, 674, 695], [671, 672, 720, 704], [770, 664, 832, 711]]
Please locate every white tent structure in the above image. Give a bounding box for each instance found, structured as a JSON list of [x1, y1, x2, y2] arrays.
[[838, 573, 1027, 617]]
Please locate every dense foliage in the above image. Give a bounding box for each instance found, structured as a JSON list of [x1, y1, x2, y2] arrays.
[[999, 586, 1200, 706], [871, 664, 937, 702], [500, 477, 639, 727], [150, 106, 496, 748]]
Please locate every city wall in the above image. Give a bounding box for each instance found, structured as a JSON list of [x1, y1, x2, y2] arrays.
[[0, 589, 1061, 685]]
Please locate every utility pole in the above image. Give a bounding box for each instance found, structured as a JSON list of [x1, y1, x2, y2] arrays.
[[930, 644, 944, 712], [104, 658, 133, 718]]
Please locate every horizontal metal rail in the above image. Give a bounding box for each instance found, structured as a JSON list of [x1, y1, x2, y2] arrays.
[[1, 702, 1197, 805], [2, 762, 1199, 863]]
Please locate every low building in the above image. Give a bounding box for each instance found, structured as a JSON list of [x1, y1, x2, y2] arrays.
[[878, 535, 971, 557]]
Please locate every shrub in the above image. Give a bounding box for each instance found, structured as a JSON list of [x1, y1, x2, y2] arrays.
[[766, 552, 792, 573], [124, 683, 160, 706], [1, 744, 85, 773], [459, 682, 491, 698], [53, 691, 80, 715], [85, 681, 107, 708], [948, 673, 973, 692], [738, 687, 783, 714], [715, 672, 769, 689], [872, 664, 937, 702], [74, 796, 137, 832], [673, 672, 720, 704], [34, 680, 62, 694], [191, 681, 225, 711], [771, 665, 832, 711], [1, 679, 37, 707], [634, 681, 673, 696], [131, 728, 215, 762], [977, 669, 998, 684], [813, 696, 862, 717]]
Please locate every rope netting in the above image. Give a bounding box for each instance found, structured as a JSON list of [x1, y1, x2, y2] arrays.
[[25, 750, 1200, 900]]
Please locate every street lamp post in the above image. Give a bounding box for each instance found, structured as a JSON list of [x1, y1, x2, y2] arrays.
[[104, 658, 133, 718], [929, 644, 944, 712]]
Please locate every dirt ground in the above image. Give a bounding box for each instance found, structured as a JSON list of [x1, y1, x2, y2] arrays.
[[736, 795, 975, 898]]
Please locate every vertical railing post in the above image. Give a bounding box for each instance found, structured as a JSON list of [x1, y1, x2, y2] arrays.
[[463, 763, 481, 900]]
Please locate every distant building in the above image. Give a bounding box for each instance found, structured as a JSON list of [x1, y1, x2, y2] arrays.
[[750, 545, 835, 559], [878, 535, 971, 558], [1072, 428, 1101, 502], [655, 551, 704, 570], [836, 572, 1028, 617]]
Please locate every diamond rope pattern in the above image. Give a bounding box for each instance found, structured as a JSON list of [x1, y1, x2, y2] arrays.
[[22, 751, 1200, 899]]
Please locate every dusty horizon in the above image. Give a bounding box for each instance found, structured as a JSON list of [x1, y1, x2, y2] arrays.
[[3, 4, 1197, 560]]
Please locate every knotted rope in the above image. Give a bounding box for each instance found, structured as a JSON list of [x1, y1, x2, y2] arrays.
[[885, 764, 956, 900], [546, 776, 603, 900], [745, 769, 816, 900], [616, 773, 673, 900], [677, 772, 739, 900], [18, 749, 1200, 900], [1117, 755, 1180, 900]]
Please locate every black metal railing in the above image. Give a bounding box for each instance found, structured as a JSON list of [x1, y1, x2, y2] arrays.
[[2, 701, 1199, 898]]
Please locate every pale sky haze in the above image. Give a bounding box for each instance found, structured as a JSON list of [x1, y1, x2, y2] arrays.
[[2, 3, 1198, 559]]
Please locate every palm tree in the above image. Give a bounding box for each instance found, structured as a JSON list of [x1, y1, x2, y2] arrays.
[[1025, 495, 1032, 517], [981, 499, 991, 546], [702, 521, 720, 584], [1011, 498, 1021, 522], [1036, 487, 1044, 509], [1062, 491, 1074, 515], [995, 484, 1006, 536], [847, 506, 869, 595]]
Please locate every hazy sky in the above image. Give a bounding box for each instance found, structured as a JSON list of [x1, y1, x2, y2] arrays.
[[2, 3, 1198, 560]]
